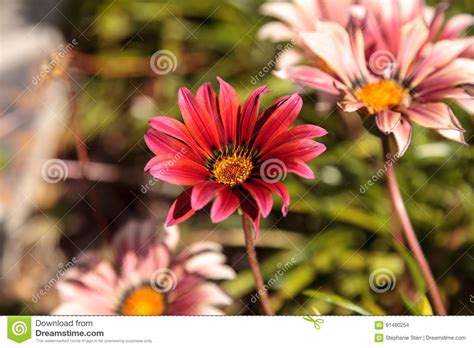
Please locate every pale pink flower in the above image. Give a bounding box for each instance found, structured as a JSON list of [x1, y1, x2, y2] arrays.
[[276, 18, 473, 155], [53, 220, 235, 315]]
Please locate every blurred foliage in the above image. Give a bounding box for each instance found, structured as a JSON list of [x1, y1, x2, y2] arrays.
[[2, 0, 473, 315]]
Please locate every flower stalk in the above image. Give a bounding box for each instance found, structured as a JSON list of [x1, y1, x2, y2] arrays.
[[382, 137, 447, 315], [242, 214, 274, 315]]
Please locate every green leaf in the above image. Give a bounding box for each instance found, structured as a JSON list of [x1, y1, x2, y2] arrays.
[[399, 292, 433, 316], [394, 243, 427, 293], [304, 290, 372, 315]]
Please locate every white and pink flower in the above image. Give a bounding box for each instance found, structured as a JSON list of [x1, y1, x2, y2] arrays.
[[273, 7, 472, 155], [53, 220, 236, 315]]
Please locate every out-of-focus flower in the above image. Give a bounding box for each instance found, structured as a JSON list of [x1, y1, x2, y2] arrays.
[[275, 17, 473, 155], [53, 220, 235, 315], [144, 78, 327, 235], [352, 0, 474, 58], [259, 0, 473, 59]]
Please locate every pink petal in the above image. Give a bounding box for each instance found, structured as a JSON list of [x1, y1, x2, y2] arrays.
[[191, 181, 223, 210], [392, 118, 412, 156], [210, 188, 240, 223], [416, 58, 474, 98], [274, 66, 346, 95], [427, 3, 447, 41], [217, 77, 240, 144], [439, 14, 474, 40], [242, 182, 273, 218], [253, 94, 302, 148], [409, 39, 474, 87], [113, 220, 156, 263], [286, 160, 315, 179], [375, 110, 401, 134], [253, 179, 290, 216], [148, 158, 209, 186], [403, 103, 465, 131], [195, 82, 225, 146], [178, 88, 215, 153], [397, 18, 429, 79], [300, 25, 359, 86], [435, 129, 467, 145], [261, 138, 326, 162], [144, 129, 201, 164], [148, 116, 204, 157], [166, 188, 195, 226], [257, 21, 294, 42], [338, 99, 365, 112], [239, 85, 267, 143]]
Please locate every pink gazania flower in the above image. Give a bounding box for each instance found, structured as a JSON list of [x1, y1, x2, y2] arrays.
[[259, 0, 473, 58], [144, 78, 327, 234], [53, 220, 236, 315], [276, 18, 473, 155]]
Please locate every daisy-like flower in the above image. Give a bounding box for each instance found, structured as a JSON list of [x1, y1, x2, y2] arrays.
[[276, 18, 473, 155], [53, 220, 235, 315], [144, 79, 327, 235]]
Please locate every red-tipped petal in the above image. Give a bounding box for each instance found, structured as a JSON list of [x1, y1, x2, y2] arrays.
[[191, 181, 223, 210], [195, 83, 224, 147], [242, 182, 273, 218], [217, 77, 240, 144], [286, 160, 315, 179], [144, 129, 201, 164], [166, 189, 196, 226], [148, 116, 207, 158], [239, 85, 267, 143], [148, 159, 209, 186], [178, 88, 215, 153], [210, 188, 240, 223], [253, 94, 303, 147], [253, 179, 290, 217]]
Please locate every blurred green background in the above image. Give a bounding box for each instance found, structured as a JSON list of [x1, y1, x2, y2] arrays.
[[0, 0, 472, 315]]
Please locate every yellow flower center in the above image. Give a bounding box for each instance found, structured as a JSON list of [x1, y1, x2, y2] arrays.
[[354, 80, 408, 113], [211, 147, 254, 187], [120, 286, 166, 316]]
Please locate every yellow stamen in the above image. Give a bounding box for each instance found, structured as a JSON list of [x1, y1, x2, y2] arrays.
[[212, 148, 253, 187], [120, 287, 166, 316], [354, 80, 408, 113]]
